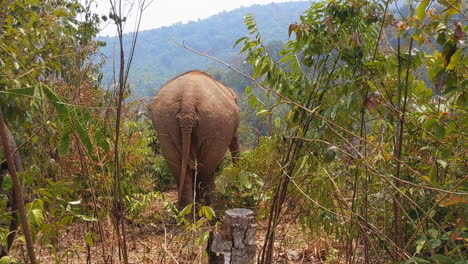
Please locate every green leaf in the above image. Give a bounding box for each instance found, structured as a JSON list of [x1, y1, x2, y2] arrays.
[[198, 231, 210, 245], [53, 7, 69, 17], [199, 206, 216, 221], [434, 124, 446, 139], [446, 49, 462, 70], [33, 199, 44, 210], [75, 121, 92, 153], [42, 85, 69, 116], [274, 117, 281, 129], [416, 0, 429, 21], [179, 203, 193, 216], [428, 228, 438, 238], [434, 254, 455, 264], [248, 93, 259, 108], [5, 87, 35, 96], [422, 117, 437, 130], [239, 171, 249, 187], [194, 218, 207, 229], [428, 238, 441, 248], [244, 86, 253, 94], [429, 167, 438, 182], [233, 37, 248, 48], [256, 109, 270, 117], [60, 216, 73, 225], [406, 257, 431, 263], [59, 119, 71, 155], [436, 159, 448, 168], [416, 242, 423, 254], [30, 208, 44, 226], [76, 214, 97, 222], [95, 128, 110, 152], [324, 146, 337, 163], [1, 175, 12, 191], [26, 201, 45, 227], [85, 232, 94, 247], [444, 86, 458, 94], [0, 256, 18, 264]]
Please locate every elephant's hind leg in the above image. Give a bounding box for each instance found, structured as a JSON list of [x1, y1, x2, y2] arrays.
[[195, 167, 216, 206], [157, 135, 193, 208]]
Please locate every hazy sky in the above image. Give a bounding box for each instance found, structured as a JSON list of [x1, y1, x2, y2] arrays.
[[93, 0, 304, 36]]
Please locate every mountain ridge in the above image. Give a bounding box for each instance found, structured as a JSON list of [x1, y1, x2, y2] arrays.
[[99, 1, 310, 97]]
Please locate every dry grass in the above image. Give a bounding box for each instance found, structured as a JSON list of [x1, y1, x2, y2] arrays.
[[9, 190, 337, 264]]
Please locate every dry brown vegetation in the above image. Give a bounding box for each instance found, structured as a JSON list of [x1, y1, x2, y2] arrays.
[[10, 190, 341, 264]]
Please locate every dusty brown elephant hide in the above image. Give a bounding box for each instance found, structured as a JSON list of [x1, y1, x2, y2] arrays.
[[151, 70, 240, 208]]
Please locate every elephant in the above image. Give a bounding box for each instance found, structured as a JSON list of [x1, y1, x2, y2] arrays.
[[152, 70, 240, 208]]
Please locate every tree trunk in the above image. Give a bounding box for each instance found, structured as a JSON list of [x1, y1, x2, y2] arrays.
[[209, 208, 257, 264], [0, 122, 22, 257], [0, 110, 36, 263]]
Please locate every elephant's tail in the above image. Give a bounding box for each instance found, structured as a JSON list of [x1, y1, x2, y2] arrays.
[[177, 106, 198, 208]]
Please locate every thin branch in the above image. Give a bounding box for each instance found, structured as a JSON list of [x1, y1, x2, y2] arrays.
[[109, 0, 129, 262], [443, 0, 468, 20], [372, 0, 390, 60], [0, 90, 117, 109], [163, 223, 180, 264]]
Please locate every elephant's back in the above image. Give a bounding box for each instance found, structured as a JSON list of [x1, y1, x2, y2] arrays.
[[152, 70, 239, 123], [154, 71, 236, 103], [152, 70, 240, 161]]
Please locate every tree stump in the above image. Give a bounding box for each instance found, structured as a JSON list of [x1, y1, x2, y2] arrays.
[[209, 208, 257, 264]]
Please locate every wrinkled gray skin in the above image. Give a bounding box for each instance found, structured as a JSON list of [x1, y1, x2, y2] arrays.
[[152, 70, 240, 208], [0, 124, 22, 257]]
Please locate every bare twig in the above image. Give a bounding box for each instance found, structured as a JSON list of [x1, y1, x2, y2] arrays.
[[163, 224, 180, 264], [372, 0, 390, 60], [443, 0, 468, 20], [108, 0, 147, 262], [0, 90, 118, 109], [109, 0, 129, 262], [393, 35, 414, 253]]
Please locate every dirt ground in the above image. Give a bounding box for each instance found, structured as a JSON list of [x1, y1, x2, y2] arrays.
[[10, 190, 337, 264]]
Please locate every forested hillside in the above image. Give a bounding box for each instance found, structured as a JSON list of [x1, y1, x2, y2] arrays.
[[99, 1, 309, 96]]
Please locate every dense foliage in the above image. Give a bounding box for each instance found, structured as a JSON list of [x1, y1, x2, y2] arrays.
[[0, 0, 167, 262], [233, 0, 467, 262]]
